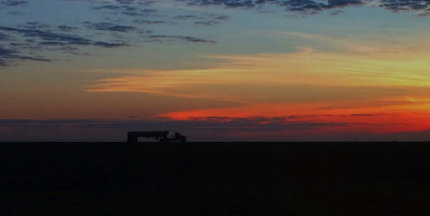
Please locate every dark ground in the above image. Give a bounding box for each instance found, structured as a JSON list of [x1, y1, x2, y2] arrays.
[[1, 142, 430, 215]]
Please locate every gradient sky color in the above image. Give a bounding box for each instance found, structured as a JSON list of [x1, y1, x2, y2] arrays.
[[1, 0, 430, 141]]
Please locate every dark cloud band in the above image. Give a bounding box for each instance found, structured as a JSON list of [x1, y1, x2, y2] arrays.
[[0, 117, 349, 141], [1, 0, 27, 6], [0, 25, 130, 66], [178, 0, 430, 15], [2, 117, 430, 141]]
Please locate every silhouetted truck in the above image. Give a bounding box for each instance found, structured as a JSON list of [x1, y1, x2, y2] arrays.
[[127, 131, 187, 143]]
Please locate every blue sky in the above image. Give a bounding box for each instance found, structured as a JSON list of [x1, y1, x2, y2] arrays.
[[2, 0, 429, 68]]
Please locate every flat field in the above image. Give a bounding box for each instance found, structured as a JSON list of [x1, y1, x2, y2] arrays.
[[1, 142, 429, 215]]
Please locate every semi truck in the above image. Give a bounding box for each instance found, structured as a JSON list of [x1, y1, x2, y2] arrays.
[[127, 131, 187, 143]]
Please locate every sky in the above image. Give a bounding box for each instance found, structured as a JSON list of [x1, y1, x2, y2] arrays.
[[1, 0, 430, 141]]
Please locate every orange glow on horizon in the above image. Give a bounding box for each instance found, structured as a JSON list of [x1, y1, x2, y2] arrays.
[[158, 102, 430, 134]]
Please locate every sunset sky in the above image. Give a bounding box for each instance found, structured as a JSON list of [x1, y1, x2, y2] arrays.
[[1, 0, 430, 141]]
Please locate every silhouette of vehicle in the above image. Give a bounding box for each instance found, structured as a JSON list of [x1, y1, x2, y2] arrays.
[[127, 131, 187, 143]]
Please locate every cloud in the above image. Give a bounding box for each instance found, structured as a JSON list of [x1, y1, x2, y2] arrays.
[[89, 0, 231, 27], [0, 46, 15, 56], [349, 113, 377, 117], [87, 45, 430, 104], [177, 0, 430, 15], [0, 0, 222, 66], [0, 24, 131, 66], [172, 14, 229, 26], [83, 21, 137, 32], [1, 0, 27, 6], [0, 26, 90, 45], [92, 3, 160, 18], [93, 41, 128, 47], [146, 35, 216, 43], [178, 0, 359, 9], [194, 15, 229, 25], [133, 19, 165, 25], [0, 32, 9, 40], [156, 104, 430, 141], [57, 25, 78, 32], [0, 21, 214, 66], [62, 0, 430, 16], [380, 0, 430, 12], [0, 45, 50, 66]]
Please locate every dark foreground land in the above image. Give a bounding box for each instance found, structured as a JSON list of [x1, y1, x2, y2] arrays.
[[1, 142, 430, 215]]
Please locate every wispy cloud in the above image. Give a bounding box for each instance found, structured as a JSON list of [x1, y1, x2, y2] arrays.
[[86, 42, 430, 135], [87, 42, 430, 102]]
